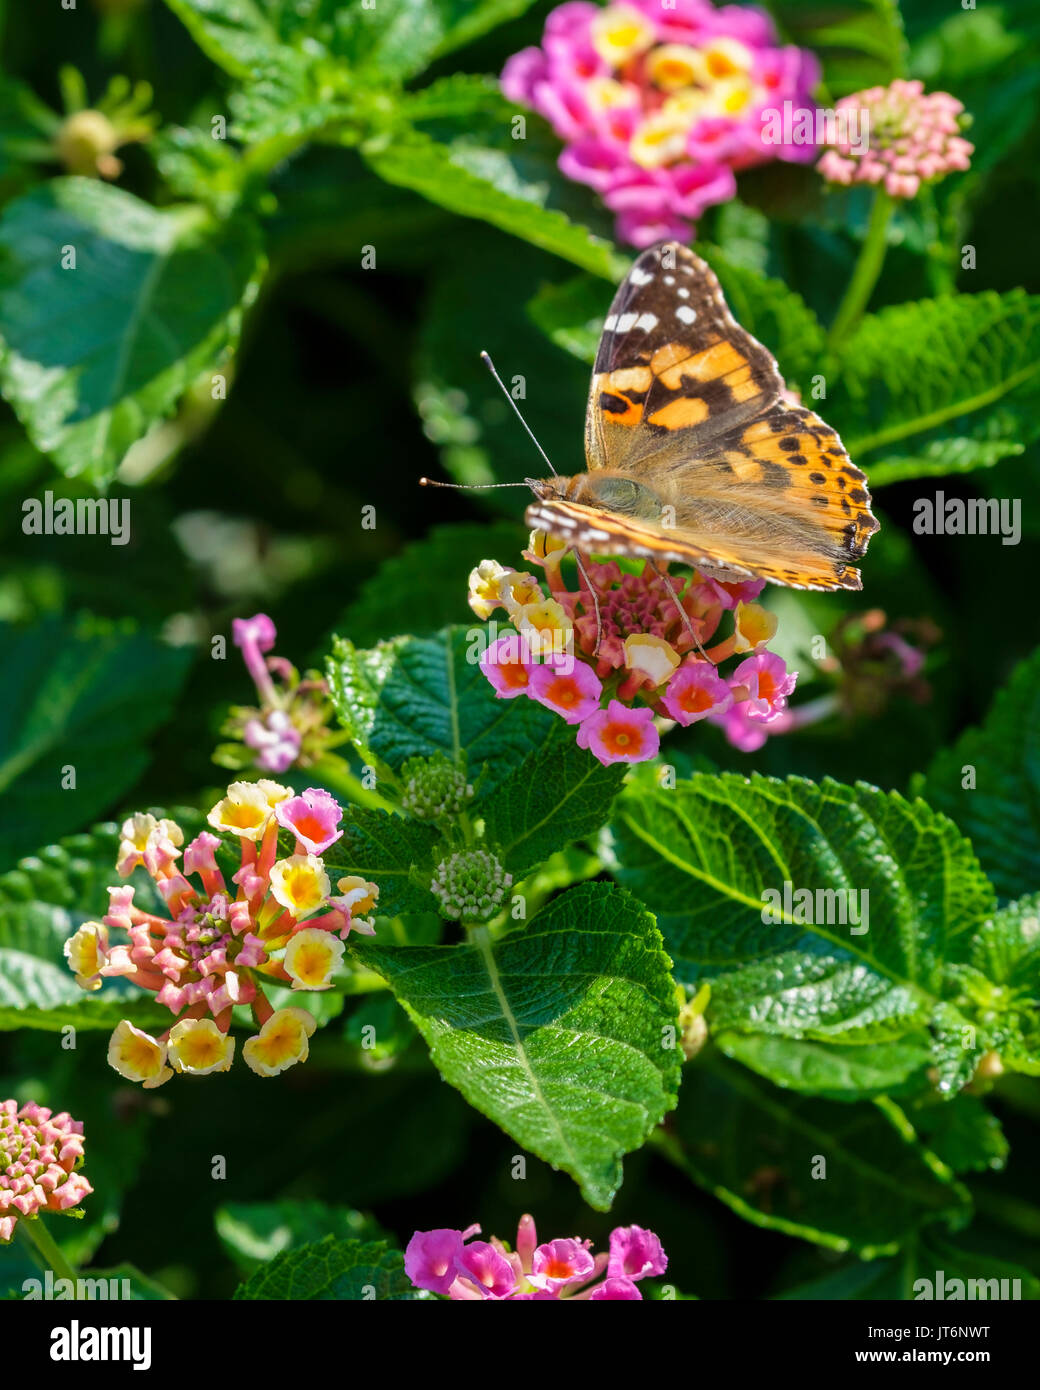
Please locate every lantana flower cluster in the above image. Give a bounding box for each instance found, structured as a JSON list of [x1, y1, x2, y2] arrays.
[[502, 0, 819, 246], [0, 1101, 92, 1244], [406, 1214, 667, 1299], [64, 783, 379, 1087], [470, 532, 797, 763], [816, 78, 973, 199], [217, 613, 343, 775]]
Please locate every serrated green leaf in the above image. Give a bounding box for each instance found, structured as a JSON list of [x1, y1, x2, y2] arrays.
[[324, 806, 440, 916], [610, 773, 996, 1096], [970, 893, 1040, 995], [337, 520, 527, 647], [362, 79, 623, 279], [327, 626, 557, 797], [234, 1235, 420, 1299], [0, 179, 263, 487], [217, 1201, 385, 1276], [922, 649, 1040, 901], [832, 292, 1040, 485], [0, 618, 192, 862], [358, 882, 681, 1209], [482, 726, 626, 878], [665, 1054, 968, 1255]]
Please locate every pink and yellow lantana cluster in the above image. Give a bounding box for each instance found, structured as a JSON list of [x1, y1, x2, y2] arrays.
[[0, 1100, 92, 1244], [502, 0, 819, 246], [406, 1214, 667, 1299], [64, 784, 378, 1086], [470, 532, 797, 763]]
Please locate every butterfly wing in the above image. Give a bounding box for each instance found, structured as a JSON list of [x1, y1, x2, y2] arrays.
[[526, 240, 879, 591], [584, 241, 785, 472], [529, 401, 878, 590]]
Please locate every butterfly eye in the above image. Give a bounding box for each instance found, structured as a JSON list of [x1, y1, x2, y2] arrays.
[[585, 475, 662, 520]]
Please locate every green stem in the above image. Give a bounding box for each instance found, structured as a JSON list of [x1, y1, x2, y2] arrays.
[[16, 1215, 79, 1284], [311, 753, 397, 814], [827, 188, 895, 352]]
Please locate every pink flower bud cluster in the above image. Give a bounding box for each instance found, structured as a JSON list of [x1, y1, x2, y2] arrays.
[[0, 1100, 92, 1244], [816, 79, 972, 199], [406, 1213, 667, 1299]]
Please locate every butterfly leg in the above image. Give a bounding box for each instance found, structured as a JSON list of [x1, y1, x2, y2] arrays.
[[654, 564, 710, 661], [574, 550, 603, 656]]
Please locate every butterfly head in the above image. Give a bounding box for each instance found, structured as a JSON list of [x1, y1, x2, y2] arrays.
[[529, 472, 665, 522]]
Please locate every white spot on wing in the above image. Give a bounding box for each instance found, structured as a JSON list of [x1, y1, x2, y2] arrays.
[[677, 286, 690, 298], [604, 314, 618, 330], [616, 312, 638, 332], [676, 305, 697, 324], [634, 312, 658, 332], [629, 266, 653, 286]]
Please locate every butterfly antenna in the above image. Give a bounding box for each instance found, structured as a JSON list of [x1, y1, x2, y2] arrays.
[[655, 565, 710, 661], [480, 350, 559, 477], [574, 550, 604, 657], [419, 478, 532, 490]]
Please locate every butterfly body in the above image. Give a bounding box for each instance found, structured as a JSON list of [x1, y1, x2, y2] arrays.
[[525, 242, 879, 591]]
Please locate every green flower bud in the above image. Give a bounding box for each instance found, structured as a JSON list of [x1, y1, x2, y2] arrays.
[[400, 753, 474, 821], [430, 849, 512, 923]]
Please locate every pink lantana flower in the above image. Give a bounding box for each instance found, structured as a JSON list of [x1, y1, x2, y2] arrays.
[[405, 1213, 667, 1299], [67, 784, 377, 1085], [733, 651, 798, 722], [662, 658, 732, 725], [502, 0, 820, 246], [222, 613, 340, 775], [480, 634, 535, 699], [577, 700, 660, 765], [275, 787, 344, 856], [528, 654, 603, 723]]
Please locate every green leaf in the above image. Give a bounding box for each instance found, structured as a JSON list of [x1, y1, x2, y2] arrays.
[[327, 625, 557, 797], [610, 773, 996, 1095], [910, 1094, 1008, 1175], [831, 291, 1040, 486], [664, 1054, 968, 1255], [528, 251, 825, 392], [921, 649, 1040, 901], [325, 806, 440, 916], [0, 179, 263, 486], [162, 0, 297, 79], [482, 726, 626, 879], [765, 0, 907, 96], [340, 0, 542, 83], [362, 78, 623, 279], [715, 1032, 932, 1099], [970, 892, 1040, 995], [337, 520, 527, 647], [358, 882, 682, 1210], [216, 1201, 385, 1276], [0, 822, 173, 1031], [234, 1235, 421, 1300], [0, 617, 192, 862]]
